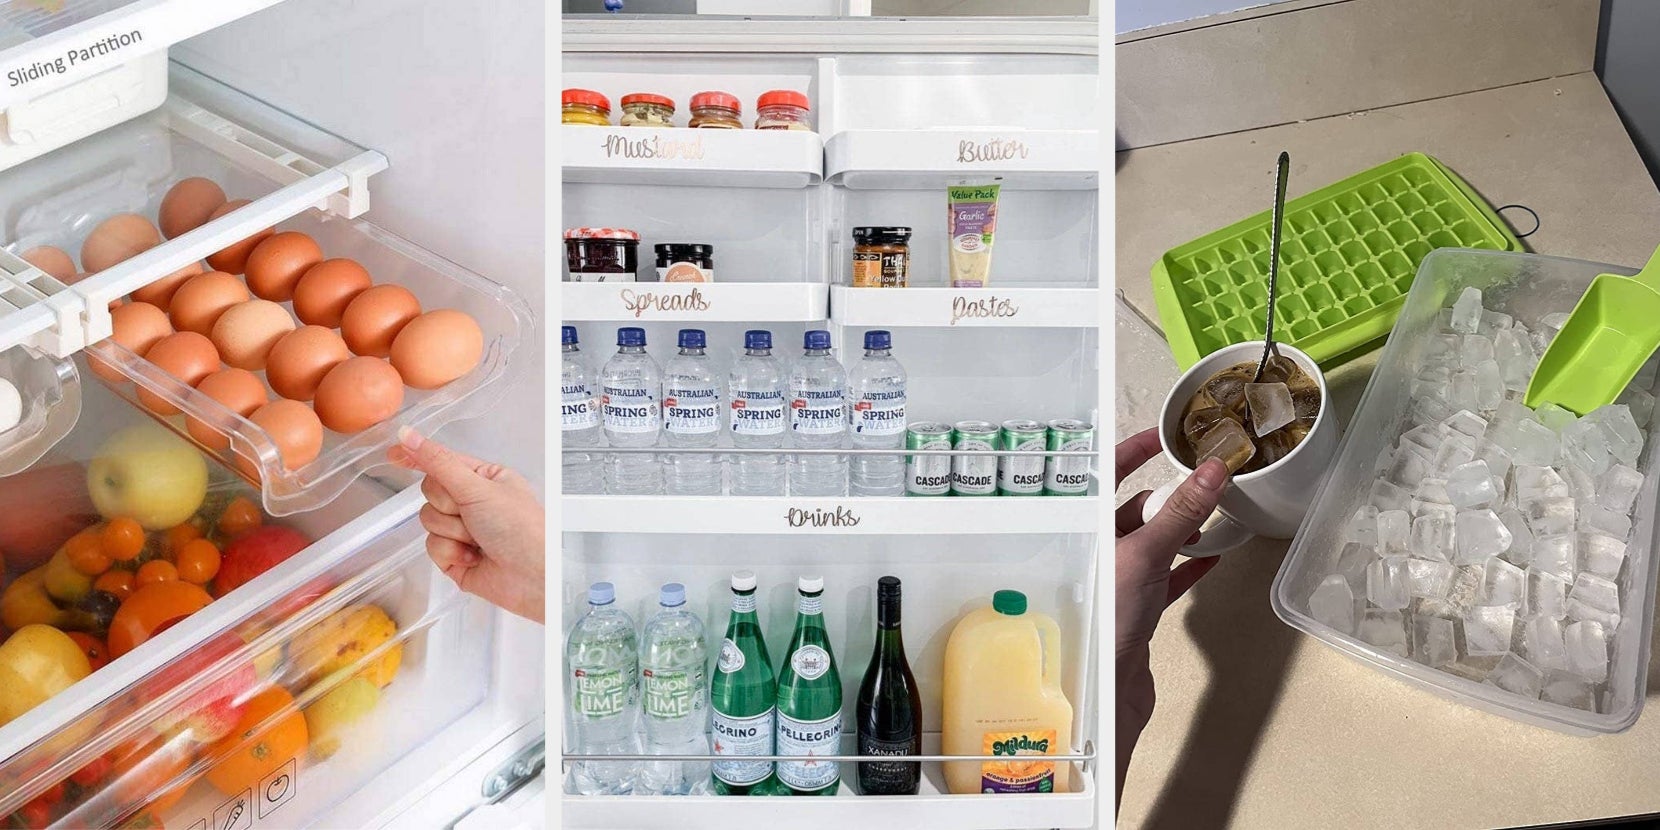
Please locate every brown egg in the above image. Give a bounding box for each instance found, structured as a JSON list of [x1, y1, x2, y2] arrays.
[[81, 214, 161, 273], [129, 261, 205, 311], [266, 326, 351, 402], [158, 177, 227, 239], [390, 310, 485, 390], [246, 399, 324, 473], [188, 368, 269, 451], [21, 246, 76, 282], [244, 232, 323, 303], [340, 285, 421, 357], [139, 331, 221, 415], [90, 302, 173, 383], [292, 259, 372, 327], [169, 272, 251, 336], [211, 300, 297, 371], [203, 200, 275, 274], [314, 357, 404, 434]]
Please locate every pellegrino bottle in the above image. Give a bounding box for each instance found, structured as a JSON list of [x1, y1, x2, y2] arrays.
[[710, 571, 778, 796], [776, 575, 843, 796], [856, 576, 922, 795]]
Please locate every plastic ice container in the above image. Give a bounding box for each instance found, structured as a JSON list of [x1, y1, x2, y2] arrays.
[[1271, 248, 1660, 734], [1152, 153, 1524, 372]]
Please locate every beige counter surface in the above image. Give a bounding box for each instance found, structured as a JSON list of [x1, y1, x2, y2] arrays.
[[1115, 73, 1660, 829]]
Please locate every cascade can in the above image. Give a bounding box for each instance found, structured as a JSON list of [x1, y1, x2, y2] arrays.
[[997, 419, 1047, 496], [951, 421, 999, 496], [905, 422, 954, 496], [710, 571, 778, 795], [1045, 419, 1094, 496], [776, 576, 842, 796]]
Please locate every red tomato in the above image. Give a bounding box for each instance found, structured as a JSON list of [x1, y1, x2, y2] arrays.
[[69, 754, 113, 787], [214, 526, 310, 597]]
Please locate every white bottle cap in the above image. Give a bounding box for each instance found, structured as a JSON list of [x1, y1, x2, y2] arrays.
[[731, 570, 757, 591], [798, 575, 824, 593]]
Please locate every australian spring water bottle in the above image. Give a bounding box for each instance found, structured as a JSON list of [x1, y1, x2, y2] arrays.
[[638, 583, 710, 795], [601, 326, 662, 494], [561, 326, 602, 494], [729, 329, 787, 496], [565, 582, 641, 795], [776, 575, 842, 796], [788, 330, 848, 496], [848, 330, 908, 497], [663, 328, 723, 494]]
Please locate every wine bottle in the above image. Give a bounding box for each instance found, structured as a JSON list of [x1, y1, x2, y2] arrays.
[[856, 575, 922, 795]]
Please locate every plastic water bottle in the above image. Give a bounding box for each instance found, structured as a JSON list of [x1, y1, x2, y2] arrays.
[[848, 330, 908, 497], [663, 329, 724, 495], [788, 330, 848, 496], [729, 330, 787, 496], [565, 582, 641, 795], [601, 327, 662, 494], [561, 326, 603, 494], [638, 583, 711, 795]]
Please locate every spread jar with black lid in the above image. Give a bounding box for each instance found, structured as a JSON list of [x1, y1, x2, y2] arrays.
[[655, 243, 714, 283], [851, 227, 912, 287], [565, 228, 640, 282]]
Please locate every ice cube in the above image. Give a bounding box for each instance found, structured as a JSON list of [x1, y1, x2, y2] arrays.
[[1334, 542, 1377, 589], [1491, 400, 1537, 430], [1385, 451, 1429, 489], [1347, 505, 1381, 545], [1400, 424, 1444, 459], [1367, 556, 1412, 610], [1578, 532, 1628, 579], [1451, 287, 1483, 334], [1446, 460, 1497, 508], [1524, 497, 1576, 537], [1514, 466, 1571, 503], [1541, 674, 1597, 710], [1475, 360, 1504, 411], [1481, 310, 1514, 334], [1411, 395, 1454, 428], [1432, 434, 1477, 476], [1524, 616, 1570, 671], [1443, 410, 1489, 442], [1597, 464, 1644, 515], [1195, 418, 1257, 473], [1371, 480, 1413, 512], [1563, 619, 1609, 682], [1201, 364, 1253, 416], [1359, 609, 1409, 657], [1309, 574, 1357, 634], [1617, 386, 1655, 430], [1256, 422, 1308, 468], [1531, 534, 1578, 580], [1561, 464, 1598, 507], [1415, 478, 1451, 506], [1421, 564, 1488, 619], [1485, 653, 1544, 699], [1541, 311, 1572, 331], [1527, 568, 1570, 619], [1410, 514, 1455, 562], [1463, 605, 1516, 656], [1494, 328, 1538, 392], [1461, 335, 1495, 367], [1498, 509, 1534, 565], [1484, 556, 1527, 607], [1476, 441, 1513, 480], [1535, 403, 1577, 432], [1567, 573, 1621, 629], [1455, 509, 1513, 563], [1413, 616, 1457, 667], [1448, 369, 1480, 413], [1244, 382, 1295, 437], [1376, 510, 1410, 555], [1559, 419, 1613, 477], [1579, 504, 1632, 541], [1509, 420, 1560, 466], [1407, 558, 1456, 599], [1182, 406, 1235, 448]]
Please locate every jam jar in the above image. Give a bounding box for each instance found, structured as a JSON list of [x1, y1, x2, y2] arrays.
[[564, 228, 639, 282], [755, 90, 811, 130], [620, 93, 675, 127], [561, 89, 611, 126], [688, 91, 742, 129]]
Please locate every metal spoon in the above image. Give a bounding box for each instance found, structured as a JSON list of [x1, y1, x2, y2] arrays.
[[1255, 151, 1291, 382]]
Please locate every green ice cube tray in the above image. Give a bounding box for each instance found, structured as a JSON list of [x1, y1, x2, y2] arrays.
[[1151, 152, 1524, 371]]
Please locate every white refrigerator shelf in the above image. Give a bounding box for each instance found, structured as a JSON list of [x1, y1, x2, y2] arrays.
[[562, 281, 829, 322], [825, 129, 1099, 190], [560, 492, 1100, 535], [829, 284, 1098, 328], [561, 124, 824, 188]]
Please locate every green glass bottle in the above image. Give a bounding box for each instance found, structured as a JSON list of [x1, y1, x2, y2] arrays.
[[776, 575, 843, 796], [710, 570, 777, 795], [856, 576, 922, 795]]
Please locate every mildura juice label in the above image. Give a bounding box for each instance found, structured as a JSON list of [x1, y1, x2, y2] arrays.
[[980, 729, 1057, 793]]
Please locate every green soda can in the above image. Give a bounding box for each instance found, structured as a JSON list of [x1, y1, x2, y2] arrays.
[[1044, 419, 1095, 496], [997, 419, 1047, 496], [905, 422, 954, 496], [951, 421, 1000, 496]]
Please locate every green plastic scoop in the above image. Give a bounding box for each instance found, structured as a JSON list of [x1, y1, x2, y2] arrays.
[[1526, 245, 1660, 415]]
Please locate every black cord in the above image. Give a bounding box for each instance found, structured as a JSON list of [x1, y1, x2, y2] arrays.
[[1495, 204, 1540, 239]]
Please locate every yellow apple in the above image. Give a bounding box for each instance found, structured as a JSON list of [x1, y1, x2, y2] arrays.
[[303, 674, 381, 760], [0, 625, 91, 728], [42, 548, 92, 604], [87, 424, 209, 531]]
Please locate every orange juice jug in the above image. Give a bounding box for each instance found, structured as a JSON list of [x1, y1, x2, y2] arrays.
[[942, 589, 1072, 795]]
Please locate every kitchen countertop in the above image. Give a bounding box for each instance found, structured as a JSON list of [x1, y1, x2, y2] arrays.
[[1114, 72, 1660, 829]]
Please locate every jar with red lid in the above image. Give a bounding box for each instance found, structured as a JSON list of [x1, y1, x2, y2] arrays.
[[562, 89, 612, 126], [564, 228, 640, 282], [755, 90, 811, 131], [688, 91, 742, 129], [620, 93, 675, 127]]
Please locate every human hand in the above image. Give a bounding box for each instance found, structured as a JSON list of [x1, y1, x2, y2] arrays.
[[1114, 426, 1229, 802], [388, 427, 545, 623]]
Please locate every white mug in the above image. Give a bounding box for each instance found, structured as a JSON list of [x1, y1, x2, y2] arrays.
[[1146, 341, 1340, 556]]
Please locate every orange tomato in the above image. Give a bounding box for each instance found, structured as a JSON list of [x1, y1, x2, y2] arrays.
[[94, 570, 137, 602], [66, 632, 110, 671], [217, 497, 262, 540], [163, 524, 202, 559], [101, 518, 146, 563], [108, 582, 213, 658], [175, 540, 221, 585], [66, 529, 112, 576], [205, 686, 306, 796], [136, 560, 179, 587]]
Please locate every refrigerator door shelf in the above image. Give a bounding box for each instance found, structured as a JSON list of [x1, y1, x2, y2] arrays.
[[829, 284, 1098, 329], [561, 124, 824, 189], [560, 490, 1100, 535], [562, 281, 828, 323], [826, 129, 1099, 191]]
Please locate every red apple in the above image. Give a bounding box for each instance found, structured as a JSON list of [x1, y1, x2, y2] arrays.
[[147, 633, 259, 744], [0, 461, 97, 573], [214, 525, 310, 597]]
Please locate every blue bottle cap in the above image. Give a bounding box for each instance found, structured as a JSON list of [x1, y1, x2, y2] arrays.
[[660, 582, 687, 607], [589, 582, 616, 605], [617, 327, 646, 347], [678, 329, 706, 349], [562, 325, 578, 345], [864, 330, 892, 350], [804, 330, 831, 350], [745, 329, 772, 350]]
